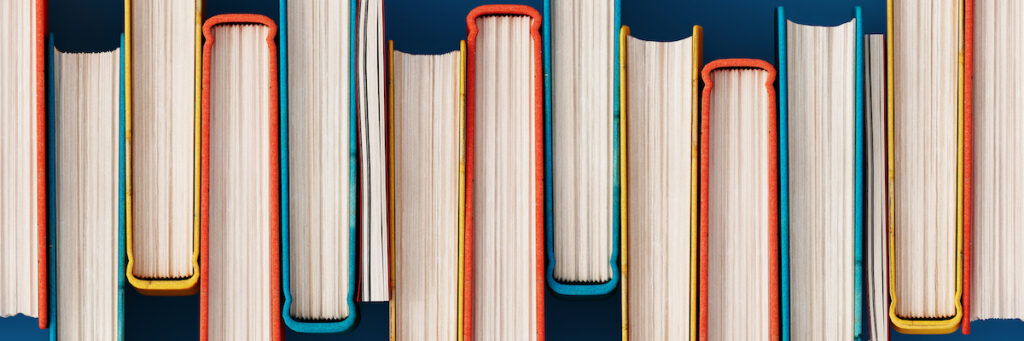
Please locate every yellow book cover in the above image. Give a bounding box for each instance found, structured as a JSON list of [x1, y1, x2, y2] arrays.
[[885, 0, 968, 334], [388, 40, 395, 341], [619, 25, 702, 341], [123, 0, 203, 295]]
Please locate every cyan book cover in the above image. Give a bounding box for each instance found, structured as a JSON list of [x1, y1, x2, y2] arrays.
[[277, 0, 360, 334], [776, 6, 864, 341], [542, 0, 622, 297]]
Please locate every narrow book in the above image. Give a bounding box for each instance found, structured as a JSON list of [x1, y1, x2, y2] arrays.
[[356, 0, 391, 303], [200, 14, 282, 341], [864, 33, 889, 341]]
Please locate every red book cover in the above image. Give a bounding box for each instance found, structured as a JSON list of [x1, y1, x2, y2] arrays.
[[962, 0, 974, 334], [36, 0, 48, 329], [35, 0, 47, 327], [698, 58, 779, 341], [199, 13, 282, 341], [463, 4, 545, 341]]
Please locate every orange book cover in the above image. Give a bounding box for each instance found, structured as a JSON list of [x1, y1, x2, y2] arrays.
[[35, 0, 48, 329], [962, 0, 974, 334], [199, 13, 282, 341], [462, 4, 545, 341], [698, 58, 779, 341]]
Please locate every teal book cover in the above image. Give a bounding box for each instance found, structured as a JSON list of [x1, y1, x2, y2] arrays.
[[43, 33, 127, 341], [277, 0, 361, 334], [542, 0, 622, 298], [776, 5, 864, 341]]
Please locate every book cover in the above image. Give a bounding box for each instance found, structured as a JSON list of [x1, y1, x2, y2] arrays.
[[277, 0, 360, 334], [542, 0, 622, 298], [35, 0, 48, 330], [463, 4, 545, 341], [618, 24, 703, 341], [44, 33, 127, 341], [122, 0, 203, 296], [198, 14, 283, 341], [385, 39, 468, 341], [884, 0, 971, 334], [776, 6, 865, 340], [698, 58, 779, 341]]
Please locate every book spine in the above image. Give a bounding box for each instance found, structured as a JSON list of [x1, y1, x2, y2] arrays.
[[775, 8, 790, 341]]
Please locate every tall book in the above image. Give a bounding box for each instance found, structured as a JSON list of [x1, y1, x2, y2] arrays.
[[619, 24, 702, 341], [0, 0, 47, 326], [199, 14, 282, 341], [387, 40, 466, 341], [864, 33, 889, 341], [47, 34, 126, 340], [885, 0, 972, 334], [278, 0, 360, 333], [355, 0, 391, 304], [699, 59, 779, 341], [969, 0, 1024, 326], [776, 6, 864, 340], [463, 5, 545, 340], [542, 0, 621, 297], [123, 0, 203, 296]]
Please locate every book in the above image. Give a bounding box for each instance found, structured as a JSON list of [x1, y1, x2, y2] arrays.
[[969, 0, 1024, 325], [864, 33, 889, 341], [619, 24, 702, 341], [199, 14, 282, 341], [698, 58, 779, 341], [278, 0, 359, 333], [776, 6, 863, 340], [356, 0, 391, 304], [542, 0, 621, 297], [123, 0, 202, 296], [463, 4, 545, 340], [885, 0, 971, 334], [47, 34, 126, 340], [0, 0, 47, 325], [387, 40, 466, 341]]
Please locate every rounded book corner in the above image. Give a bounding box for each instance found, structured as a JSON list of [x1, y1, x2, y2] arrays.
[[887, 301, 963, 335], [125, 265, 201, 296], [547, 270, 619, 297], [282, 304, 361, 334]]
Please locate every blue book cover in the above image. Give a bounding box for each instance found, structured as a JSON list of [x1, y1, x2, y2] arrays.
[[45, 34, 127, 341], [777, 6, 864, 341], [542, 0, 622, 297], [278, 0, 361, 334]]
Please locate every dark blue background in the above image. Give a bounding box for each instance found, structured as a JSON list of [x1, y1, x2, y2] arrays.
[[2, 0, 1019, 339]]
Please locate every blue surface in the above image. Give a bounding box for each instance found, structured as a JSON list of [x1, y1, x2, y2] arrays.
[[2, 0, 1022, 340]]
